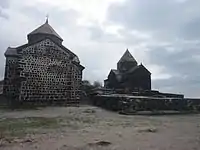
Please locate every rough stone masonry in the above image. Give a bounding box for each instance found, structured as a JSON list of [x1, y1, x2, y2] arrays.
[[3, 19, 84, 106]]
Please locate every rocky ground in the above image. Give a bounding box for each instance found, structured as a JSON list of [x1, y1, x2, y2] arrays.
[[0, 105, 200, 150]]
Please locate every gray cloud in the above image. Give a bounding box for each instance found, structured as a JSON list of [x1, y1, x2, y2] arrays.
[[153, 77, 200, 98], [107, 0, 200, 97], [0, 0, 10, 19], [0, 9, 8, 19], [147, 42, 200, 74], [147, 43, 200, 97], [108, 0, 200, 40], [179, 18, 200, 40], [19, 5, 80, 27], [0, 0, 10, 8]]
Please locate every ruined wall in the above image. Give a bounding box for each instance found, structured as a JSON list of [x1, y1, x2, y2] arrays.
[[17, 39, 82, 104], [92, 95, 200, 113]]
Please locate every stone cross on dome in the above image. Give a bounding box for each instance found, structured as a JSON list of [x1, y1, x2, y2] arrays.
[[45, 14, 49, 23]]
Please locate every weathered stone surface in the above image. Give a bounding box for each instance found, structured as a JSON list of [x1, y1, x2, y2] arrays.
[[3, 21, 84, 106]]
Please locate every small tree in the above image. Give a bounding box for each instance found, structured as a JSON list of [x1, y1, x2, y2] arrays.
[[82, 80, 91, 86], [81, 80, 102, 96], [93, 81, 102, 88], [81, 80, 93, 94]]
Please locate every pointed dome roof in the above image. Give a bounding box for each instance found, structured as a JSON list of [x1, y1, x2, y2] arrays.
[[118, 49, 137, 63], [28, 19, 63, 40]]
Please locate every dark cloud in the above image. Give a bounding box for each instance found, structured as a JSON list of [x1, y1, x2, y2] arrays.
[[148, 43, 200, 97], [109, 0, 177, 30], [108, 0, 200, 40], [147, 43, 200, 74]]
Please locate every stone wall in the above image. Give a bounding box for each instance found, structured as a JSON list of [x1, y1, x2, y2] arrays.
[[3, 57, 21, 100], [91, 94, 200, 113], [4, 39, 82, 106]]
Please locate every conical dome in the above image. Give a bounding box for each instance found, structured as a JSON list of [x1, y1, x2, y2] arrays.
[[117, 49, 138, 72], [118, 49, 137, 63], [27, 19, 63, 44]]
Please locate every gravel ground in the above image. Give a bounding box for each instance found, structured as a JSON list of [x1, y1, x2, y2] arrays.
[[0, 105, 200, 150]]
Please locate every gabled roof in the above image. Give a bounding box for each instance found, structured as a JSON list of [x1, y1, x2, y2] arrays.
[[15, 37, 84, 69], [128, 63, 151, 74], [4, 47, 19, 57], [118, 49, 137, 63], [28, 19, 63, 40], [111, 69, 120, 75], [17, 37, 75, 57], [109, 69, 122, 81]]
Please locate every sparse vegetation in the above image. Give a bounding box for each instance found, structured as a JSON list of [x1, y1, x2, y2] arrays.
[[0, 117, 60, 138], [0, 106, 199, 150], [0, 112, 98, 139]]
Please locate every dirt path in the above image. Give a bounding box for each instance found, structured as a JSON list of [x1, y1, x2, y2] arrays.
[[0, 106, 200, 150]]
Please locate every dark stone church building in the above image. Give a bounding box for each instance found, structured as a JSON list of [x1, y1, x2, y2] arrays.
[[3, 19, 84, 105], [104, 50, 151, 91]]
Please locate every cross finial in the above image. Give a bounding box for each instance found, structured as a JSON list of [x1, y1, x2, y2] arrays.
[[45, 14, 49, 23]]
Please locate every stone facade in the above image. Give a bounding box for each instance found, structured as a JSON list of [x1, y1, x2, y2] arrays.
[[104, 49, 151, 91], [3, 20, 84, 105]]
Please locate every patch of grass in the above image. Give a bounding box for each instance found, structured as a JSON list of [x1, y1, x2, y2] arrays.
[[61, 115, 97, 129], [0, 117, 61, 138], [0, 114, 98, 139], [48, 114, 99, 130]]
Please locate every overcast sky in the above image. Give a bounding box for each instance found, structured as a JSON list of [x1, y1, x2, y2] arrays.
[[1, 0, 200, 97]]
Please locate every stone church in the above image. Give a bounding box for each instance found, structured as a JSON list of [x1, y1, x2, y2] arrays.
[[104, 49, 151, 91], [3, 19, 84, 105]]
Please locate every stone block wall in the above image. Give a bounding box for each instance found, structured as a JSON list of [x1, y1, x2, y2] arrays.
[[4, 39, 82, 106]]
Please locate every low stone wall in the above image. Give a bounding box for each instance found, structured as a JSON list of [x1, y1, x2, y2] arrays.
[[91, 95, 200, 113]]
